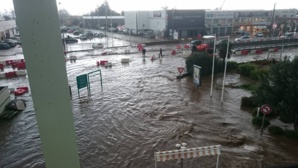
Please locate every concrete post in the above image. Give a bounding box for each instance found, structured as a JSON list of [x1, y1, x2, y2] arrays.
[[12, 0, 80, 168]]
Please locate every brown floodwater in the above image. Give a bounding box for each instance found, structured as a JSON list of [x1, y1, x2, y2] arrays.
[[0, 49, 297, 168]]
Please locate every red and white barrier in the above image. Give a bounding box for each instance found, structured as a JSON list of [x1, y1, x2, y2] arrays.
[[0, 70, 27, 79]]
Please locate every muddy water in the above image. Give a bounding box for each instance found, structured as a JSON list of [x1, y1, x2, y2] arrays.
[[0, 50, 298, 168]]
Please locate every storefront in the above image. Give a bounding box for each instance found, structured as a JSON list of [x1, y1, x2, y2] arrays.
[[233, 11, 272, 35], [205, 10, 234, 36], [167, 9, 205, 40]]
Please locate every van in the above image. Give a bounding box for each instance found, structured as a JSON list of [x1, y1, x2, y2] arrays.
[[253, 26, 269, 36]]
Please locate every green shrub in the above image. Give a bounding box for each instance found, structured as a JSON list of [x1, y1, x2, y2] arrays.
[[227, 61, 238, 71], [240, 84, 258, 92], [185, 52, 223, 76], [241, 96, 257, 107], [238, 63, 257, 76], [284, 130, 298, 139], [249, 68, 268, 80], [252, 116, 270, 127], [268, 126, 285, 135]]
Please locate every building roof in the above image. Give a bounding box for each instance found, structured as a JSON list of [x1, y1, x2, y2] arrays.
[[82, 16, 124, 20], [0, 20, 17, 32]]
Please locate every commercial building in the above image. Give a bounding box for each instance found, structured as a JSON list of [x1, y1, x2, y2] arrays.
[[0, 20, 18, 41], [167, 9, 205, 40], [82, 16, 124, 29], [124, 10, 167, 37], [205, 9, 297, 36], [124, 9, 205, 40]]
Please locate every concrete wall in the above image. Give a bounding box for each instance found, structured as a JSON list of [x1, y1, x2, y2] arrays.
[[124, 11, 137, 30], [148, 10, 167, 32], [136, 11, 150, 31]]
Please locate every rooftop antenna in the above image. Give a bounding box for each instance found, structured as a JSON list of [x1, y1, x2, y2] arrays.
[[219, 0, 226, 10]]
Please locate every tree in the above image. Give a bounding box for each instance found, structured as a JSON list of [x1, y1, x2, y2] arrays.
[[90, 3, 120, 16], [218, 40, 233, 66], [254, 57, 298, 132], [59, 9, 70, 18]]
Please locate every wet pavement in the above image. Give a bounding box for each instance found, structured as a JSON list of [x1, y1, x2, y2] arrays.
[[0, 37, 298, 168]]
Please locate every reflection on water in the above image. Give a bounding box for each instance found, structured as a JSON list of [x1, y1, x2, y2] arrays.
[[0, 52, 297, 168]]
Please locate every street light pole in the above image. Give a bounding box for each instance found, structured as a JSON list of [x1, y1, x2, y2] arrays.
[[220, 35, 230, 103], [280, 38, 284, 60], [203, 35, 217, 98], [271, 3, 277, 37], [58, 2, 66, 52]]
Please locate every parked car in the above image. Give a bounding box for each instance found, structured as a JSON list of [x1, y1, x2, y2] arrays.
[[235, 29, 245, 34], [109, 28, 118, 32], [235, 36, 252, 42], [79, 34, 87, 40], [131, 29, 137, 35], [94, 32, 106, 38], [63, 36, 78, 43], [255, 32, 264, 38], [0, 43, 10, 50], [92, 43, 104, 49], [73, 30, 81, 36], [123, 28, 131, 34], [84, 31, 94, 37], [7, 37, 21, 45], [189, 40, 202, 47], [280, 32, 296, 39], [3, 39, 17, 47]]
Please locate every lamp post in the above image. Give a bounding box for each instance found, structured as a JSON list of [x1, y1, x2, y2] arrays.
[[271, 3, 277, 37], [220, 35, 230, 103], [176, 143, 187, 168], [58, 2, 66, 52], [203, 35, 217, 98]]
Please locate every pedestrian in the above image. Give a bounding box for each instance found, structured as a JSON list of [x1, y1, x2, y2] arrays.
[[142, 48, 146, 57], [159, 48, 163, 58]]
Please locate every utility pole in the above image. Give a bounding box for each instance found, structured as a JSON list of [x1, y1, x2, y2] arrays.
[[105, 0, 108, 47], [271, 3, 277, 37], [58, 2, 66, 52], [105, 0, 108, 37], [97, 5, 100, 31]]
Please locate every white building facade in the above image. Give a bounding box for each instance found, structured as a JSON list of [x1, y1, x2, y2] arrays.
[[124, 10, 167, 37]]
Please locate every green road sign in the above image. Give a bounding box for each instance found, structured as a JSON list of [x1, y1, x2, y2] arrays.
[[76, 74, 88, 90]]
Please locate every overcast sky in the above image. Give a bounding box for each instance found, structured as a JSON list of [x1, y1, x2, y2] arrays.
[[1, 0, 297, 15]]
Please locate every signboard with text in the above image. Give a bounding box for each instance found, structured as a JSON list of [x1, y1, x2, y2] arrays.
[[193, 65, 201, 87]]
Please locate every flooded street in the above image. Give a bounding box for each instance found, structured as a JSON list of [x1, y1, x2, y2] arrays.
[[0, 45, 298, 168]]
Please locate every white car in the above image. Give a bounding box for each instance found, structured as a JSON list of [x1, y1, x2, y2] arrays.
[[255, 32, 264, 38], [235, 36, 252, 42]]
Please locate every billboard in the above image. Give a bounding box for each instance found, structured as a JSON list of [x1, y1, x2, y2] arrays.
[[153, 11, 162, 17], [168, 10, 205, 29], [193, 65, 201, 86]]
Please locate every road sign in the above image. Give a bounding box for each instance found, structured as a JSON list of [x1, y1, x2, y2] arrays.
[[76, 74, 88, 90], [193, 65, 202, 87], [177, 67, 185, 75], [261, 104, 272, 115]]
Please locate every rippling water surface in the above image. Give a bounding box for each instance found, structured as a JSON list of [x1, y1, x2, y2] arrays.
[[0, 49, 298, 168]]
